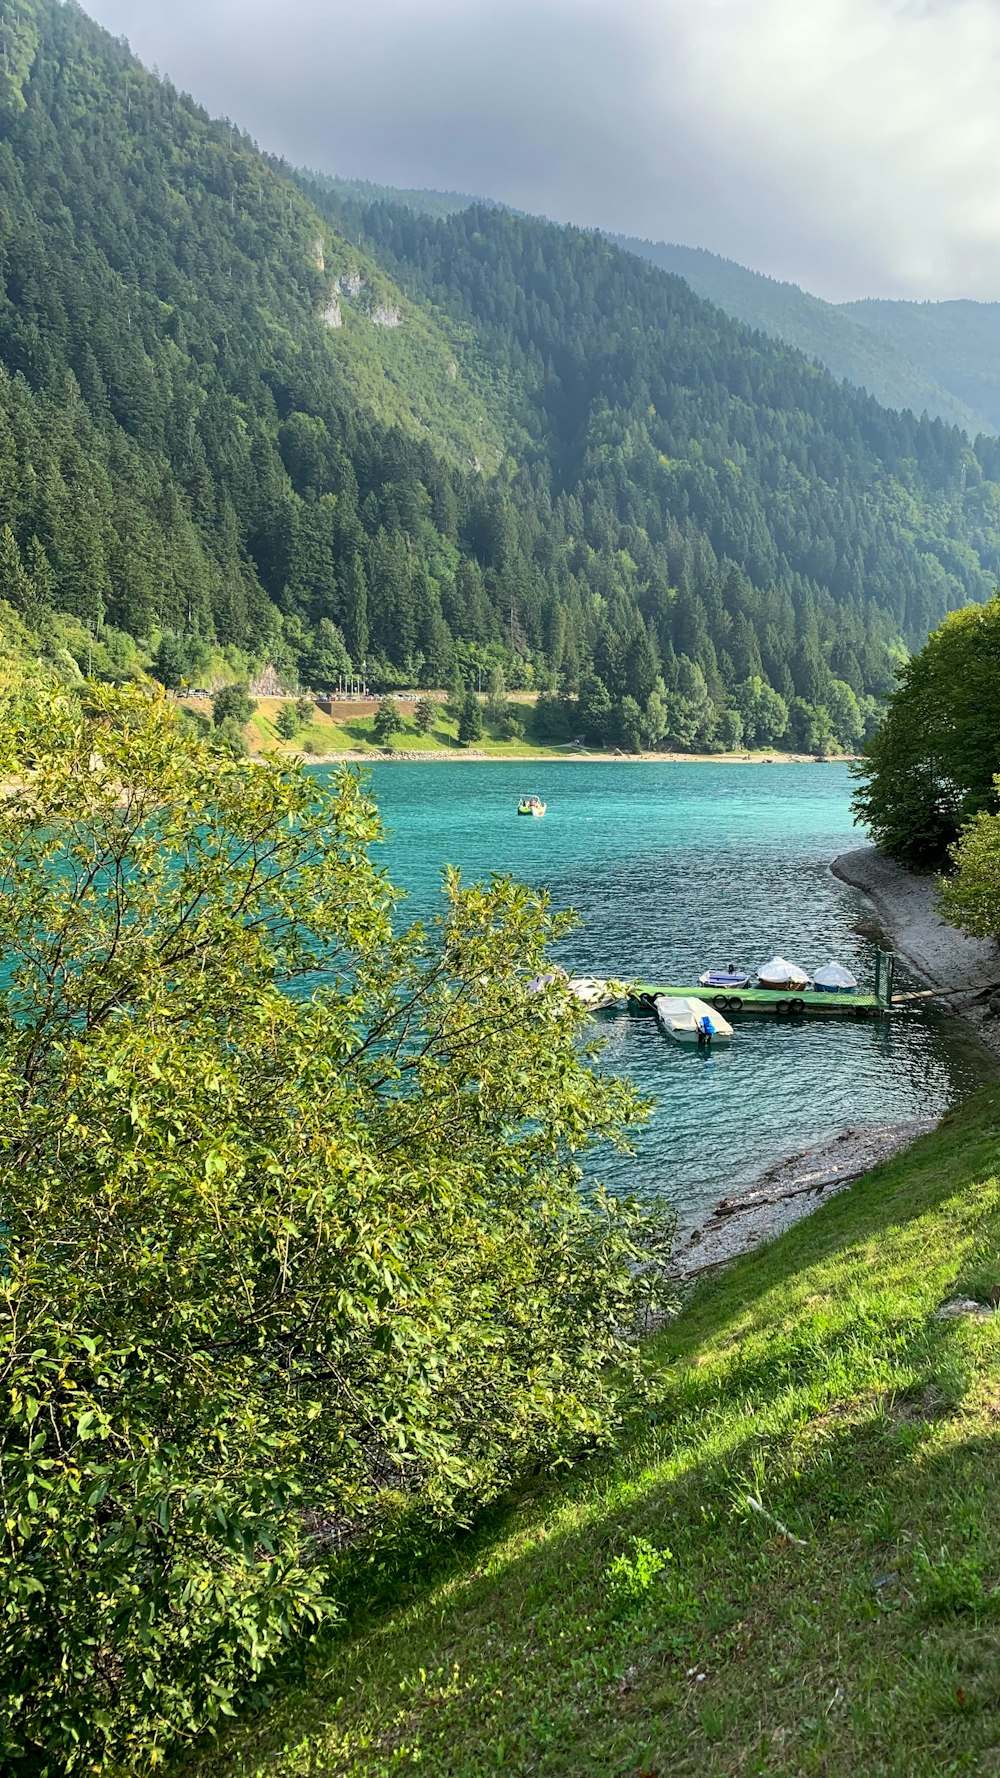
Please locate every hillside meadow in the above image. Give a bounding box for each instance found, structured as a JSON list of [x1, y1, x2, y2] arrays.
[[181, 1085, 1000, 1778]]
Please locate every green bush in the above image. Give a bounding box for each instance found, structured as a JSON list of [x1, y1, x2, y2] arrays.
[[211, 682, 256, 730], [0, 685, 671, 1771]]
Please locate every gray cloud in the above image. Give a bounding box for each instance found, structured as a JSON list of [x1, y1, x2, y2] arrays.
[[84, 0, 1000, 301]]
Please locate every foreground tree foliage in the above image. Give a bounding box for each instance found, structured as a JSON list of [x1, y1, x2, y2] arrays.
[[852, 596, 1000, 866], [0, 685, 670, 1772], [938, 778, 1000, 937]]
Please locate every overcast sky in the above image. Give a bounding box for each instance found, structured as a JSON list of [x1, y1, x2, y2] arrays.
[[84, 0, 1000, 303]]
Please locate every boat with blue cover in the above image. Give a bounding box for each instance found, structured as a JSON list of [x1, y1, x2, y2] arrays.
[[699, 966, 751, 990]]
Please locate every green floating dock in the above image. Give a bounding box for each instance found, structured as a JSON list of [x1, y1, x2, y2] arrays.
[[630, 985, 882, 1018], [628, 949, 895, 1021]]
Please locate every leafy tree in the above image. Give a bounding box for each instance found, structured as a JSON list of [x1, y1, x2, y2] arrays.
[[414, 694, 436, 734], [853, 597, 1000, 865], [733, 677, 789, 748], [614, 696, 645, 753], [372, 694, 403, 747], [458, 689, 484, 746], [302, 620, 351, 693], [575, 674, 613, 747], [940, 785, 1000, 936], [531, 691, 573, 744], [276, 703, 301, 740], [212, 682, 256, 729], [711, 708, 745, 753], [295, 694, 315, 724], [826, 678, 863, 751], [641, 680, 670, 749], [0, 684, 670, 1770], [151, 633, 190, 692], [214, 716, 249, 758], [787, 698, 837, 756], [665, 658, 714, 748]]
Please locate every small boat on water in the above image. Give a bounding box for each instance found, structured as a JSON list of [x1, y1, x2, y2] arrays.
[[812, 961, 859, 993], [757, 956, 811, 990], [653, 995, 733, 1046], [518, 796, 547, 817], [567, 976, 624, 1010], [699, 966, 751, 990]]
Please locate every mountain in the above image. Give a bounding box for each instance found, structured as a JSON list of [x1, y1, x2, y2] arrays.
[[307, 185, 1000, 705], [0, 0, 505, 679], [292, 183, 1000, 441], [840, 298, 1000, 437], [612, 239, 1000, 438], [4, 4, 1000, 757]]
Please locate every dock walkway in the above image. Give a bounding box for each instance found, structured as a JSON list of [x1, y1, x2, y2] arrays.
[[631, 984, 882, 1018]]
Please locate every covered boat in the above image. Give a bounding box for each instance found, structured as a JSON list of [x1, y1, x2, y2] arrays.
[[812, 961, 859, 993], [757, 956, 811, 990], [517, 796, 546, 817], [567, 976, 624, 1010], [698, 966, 751, 989], [653, 995, 733, 1046]]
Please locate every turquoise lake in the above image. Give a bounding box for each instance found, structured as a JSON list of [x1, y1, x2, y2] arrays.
[[315, 761, 993, 1224]]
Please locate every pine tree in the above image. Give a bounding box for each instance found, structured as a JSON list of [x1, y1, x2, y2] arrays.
[[458, 690, 483, 746]]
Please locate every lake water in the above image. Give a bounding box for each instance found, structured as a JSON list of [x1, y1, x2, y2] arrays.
[[314, 761, 993, 1225]]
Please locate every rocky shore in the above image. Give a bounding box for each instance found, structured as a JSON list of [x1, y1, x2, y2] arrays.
[[832, 844, 1000, 1058], [672, 1119, 937, 1280]]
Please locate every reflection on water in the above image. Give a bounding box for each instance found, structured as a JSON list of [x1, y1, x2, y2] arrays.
[[314, 760, 995, 1223]]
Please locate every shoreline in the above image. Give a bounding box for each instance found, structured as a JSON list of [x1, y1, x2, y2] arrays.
[[286, 748, 856, 766], [673, 842, 1000, 1284], [672, 1119, 938, 1279], [832, 844, 1000, 1060]]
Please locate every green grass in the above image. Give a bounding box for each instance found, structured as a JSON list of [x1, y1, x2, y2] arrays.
[[246, 702, 572, 760], [179, 1085, 1000, 1777]]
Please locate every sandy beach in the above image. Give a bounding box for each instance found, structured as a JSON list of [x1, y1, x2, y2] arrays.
[[295, 748, 848, 765]]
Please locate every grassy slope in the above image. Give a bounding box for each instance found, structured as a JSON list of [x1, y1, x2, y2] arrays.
[[184, 1085, 1000, 1778], [240, 700, 842, 762], [243, 699, 563, 759]]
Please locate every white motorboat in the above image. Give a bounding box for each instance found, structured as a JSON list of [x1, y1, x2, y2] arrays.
[[653, 995, 733, 1046], [812, 961, 859, 993], [757, 956, 811, 990]]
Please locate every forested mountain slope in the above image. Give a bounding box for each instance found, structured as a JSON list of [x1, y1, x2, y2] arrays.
[[841, 297, 1000, 438], [305, 183, 1000, 745], [0, 0, 503, 682], [4, 4, 1000, 754], [304, 182, 1000, 441], [612, 238, 1000, 438]]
